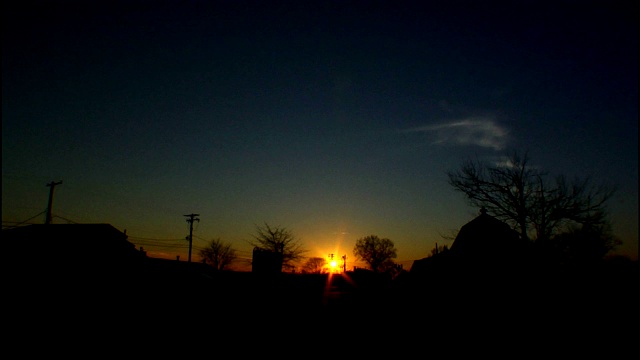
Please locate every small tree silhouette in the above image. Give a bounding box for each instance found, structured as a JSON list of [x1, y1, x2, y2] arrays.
[[353, 235, 398, 273], [302, 257, 327, 274], [199, 238, 237, 271]]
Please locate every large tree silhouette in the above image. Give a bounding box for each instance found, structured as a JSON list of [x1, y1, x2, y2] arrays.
[[447, 150, 617, 246], [249, 222, 307, 271], [353, 235, 398, 273]]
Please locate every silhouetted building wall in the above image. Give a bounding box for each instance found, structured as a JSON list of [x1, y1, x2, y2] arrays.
[[251, 247, 283, 273]]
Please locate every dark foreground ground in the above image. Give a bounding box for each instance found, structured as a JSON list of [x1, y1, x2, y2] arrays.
[[6, 257, 638, 355]]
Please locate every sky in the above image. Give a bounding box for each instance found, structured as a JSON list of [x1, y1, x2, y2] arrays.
[[3, 0, 638, 270]]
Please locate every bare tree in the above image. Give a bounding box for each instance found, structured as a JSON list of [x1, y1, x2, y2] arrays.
[[302, 257, 327, 274], [447, 150, 617, 244], [249, 222, 308, 270], [353, 235, 398, 273], [199, 238, 237, 271]]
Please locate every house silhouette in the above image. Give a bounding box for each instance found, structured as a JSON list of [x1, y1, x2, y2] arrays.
[[4, 223, 147, 285]]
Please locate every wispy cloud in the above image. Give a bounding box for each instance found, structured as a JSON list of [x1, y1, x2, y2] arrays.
[[493, 155, 539, 169], [494, 156, 519, 168], [403, 117, 509, 150]]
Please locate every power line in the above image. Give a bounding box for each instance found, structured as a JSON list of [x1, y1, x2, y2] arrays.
[[1, 210, 46, 229], [52, 215, 78, 224], [136, 243, 190, 250], [127, 236, 186, 242]]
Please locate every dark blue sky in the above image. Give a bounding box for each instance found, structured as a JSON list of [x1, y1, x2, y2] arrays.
[[3, 0, 637, 267]]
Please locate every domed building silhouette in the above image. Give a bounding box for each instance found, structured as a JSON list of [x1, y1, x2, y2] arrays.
[[411, 207, 533, 277]]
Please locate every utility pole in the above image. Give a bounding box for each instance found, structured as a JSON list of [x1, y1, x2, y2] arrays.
[[328, 253, 335, 273], [342, 255, 347, 273], [184, 213, 200, 263], [45, 181, 63, 225]]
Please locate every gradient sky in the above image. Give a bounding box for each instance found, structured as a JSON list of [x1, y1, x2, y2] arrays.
[[3, 0, 638, 270]]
